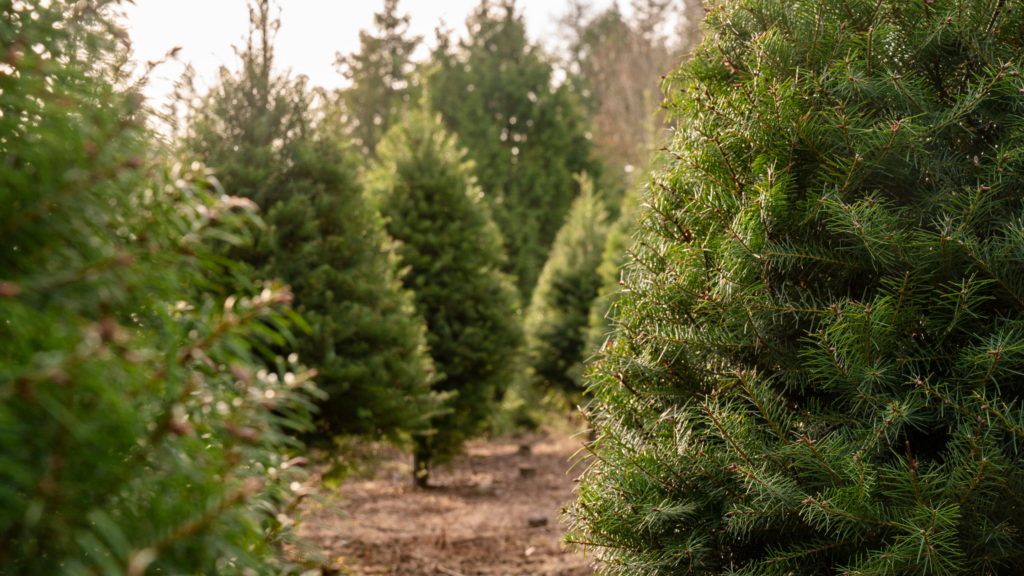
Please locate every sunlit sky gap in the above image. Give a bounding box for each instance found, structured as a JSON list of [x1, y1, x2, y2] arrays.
[[120, 0, 621, 104]]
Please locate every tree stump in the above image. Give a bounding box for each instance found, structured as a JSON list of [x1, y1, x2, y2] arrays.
[[527, 514, 548, 528]]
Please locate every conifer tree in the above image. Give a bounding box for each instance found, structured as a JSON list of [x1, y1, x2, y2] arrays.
[[429, 0, 600, 297], [566, 0, 1024, 574], [336, 0, 421, 156], [181, 1, 440, 442], [523, 173, 608, 398], [368, 111, 522, 486], [1, 2, 321, 573], [584, 184, 639, 355]]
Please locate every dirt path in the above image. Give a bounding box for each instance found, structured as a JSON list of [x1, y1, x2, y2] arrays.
[[301, 433, 594, 576]]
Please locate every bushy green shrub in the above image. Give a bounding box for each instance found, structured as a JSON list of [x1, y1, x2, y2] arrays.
[[368, 111, 522, 484], [181, 1, 442, 443], [0, 3, 321, 573], [566, 0, 1024, 573]]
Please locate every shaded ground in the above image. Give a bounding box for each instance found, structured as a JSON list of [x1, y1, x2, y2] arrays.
[[301, 433, 594, 576]]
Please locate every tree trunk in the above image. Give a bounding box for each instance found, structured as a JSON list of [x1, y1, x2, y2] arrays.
[[412, 450, 429, 489]]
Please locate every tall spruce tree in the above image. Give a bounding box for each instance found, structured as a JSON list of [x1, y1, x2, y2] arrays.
[[336, 0, 421, 156], [367, 110, 522, 486], [181, 1, 440, 442], [522, 173, 608, 398], [0, 2, 322, 573], [565, 0, 1024, 574], [429, 0, 600, 297]]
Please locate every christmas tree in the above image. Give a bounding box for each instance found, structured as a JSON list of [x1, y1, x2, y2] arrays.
[[0, 2, 321, 573], [566, 0, 1024, 573], [367, 110, 522, 486], [336, 0, 421, 157], [584, 183, 640, 355], [429, 0, 600, 298], [182, 1, 442, 443], [523, 173, 609, 399]]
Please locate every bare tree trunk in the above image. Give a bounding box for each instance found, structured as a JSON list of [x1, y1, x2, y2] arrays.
[[412, 450, 430, 489]]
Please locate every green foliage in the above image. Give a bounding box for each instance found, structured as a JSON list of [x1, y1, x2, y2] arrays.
[[367, 111, 522, 472], [584, 184, 640, 356], [565, 0, 1024, 574], [336, 0, 421, 157], [182, 1, 441, 442], [0, 2, 321, 573], [523, 173, 608, 398], [429, 0, 600, 297]]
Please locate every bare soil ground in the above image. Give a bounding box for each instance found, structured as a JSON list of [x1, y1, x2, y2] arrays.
[[301, 433, 594, 576]]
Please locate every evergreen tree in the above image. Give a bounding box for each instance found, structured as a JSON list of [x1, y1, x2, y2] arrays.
[[429, 0, 600, 297], [584, 183, 640, 355], [523, 173, 608, 398], [181, 1, 441, 442], [1, 2, 321, 573], [565, 0, 1024, 574], [336, 0, 421, 156], [368, 111, 522, 486]]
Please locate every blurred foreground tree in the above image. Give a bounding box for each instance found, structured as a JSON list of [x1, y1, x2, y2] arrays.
[[180, 0, 442, 443], [0, 2, 323, 573], [522, 173, 608, 400], [336, 0, 422, 157], [368, 111, 522, 486], [566, 0, 1024, 573], [429, 0, 599, 298]]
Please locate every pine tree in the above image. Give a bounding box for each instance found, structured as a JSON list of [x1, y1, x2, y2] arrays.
[[0, 3, 321, 573], [336, 0, 421, 156], [565, 0, 1024, 574], [429, 0, 600, 297], [523, 173, 608, 398], [584, 183, 640, 355], [181, 1, 441, 442], [367, 110, 522, 486]]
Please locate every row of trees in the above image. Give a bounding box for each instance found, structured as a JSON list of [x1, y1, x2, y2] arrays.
[[26, 0, 1024, 572], [171, 0, 706, 478], [176, 1, 527, 484], [2, 0, 702, 571], [332, 0, 703, 442]]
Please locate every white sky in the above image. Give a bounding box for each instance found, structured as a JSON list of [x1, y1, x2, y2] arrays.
[[120, 0, 615, 102]]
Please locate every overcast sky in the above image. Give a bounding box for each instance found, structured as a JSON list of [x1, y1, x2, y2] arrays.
[[120, 0, 615, 102]]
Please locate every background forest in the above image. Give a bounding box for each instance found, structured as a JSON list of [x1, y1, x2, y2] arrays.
[[1, 0, 700, 573]]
